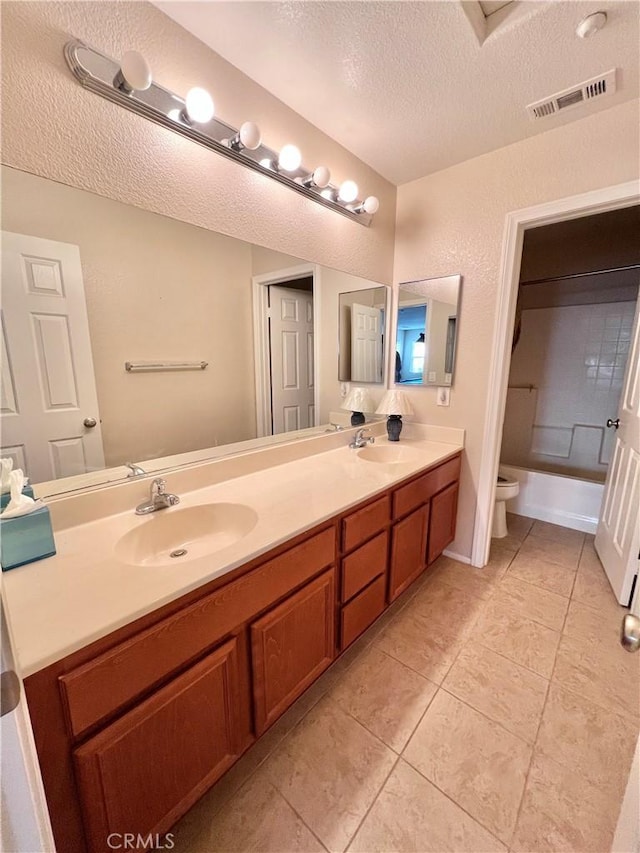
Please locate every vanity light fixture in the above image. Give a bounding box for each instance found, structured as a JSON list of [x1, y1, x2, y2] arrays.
[[64, 40, 378, 226]]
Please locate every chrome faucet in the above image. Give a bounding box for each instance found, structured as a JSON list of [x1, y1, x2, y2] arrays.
[[135, 478, 180, 515], [125, 462, 147, 478], [349, 428, 375, 449]]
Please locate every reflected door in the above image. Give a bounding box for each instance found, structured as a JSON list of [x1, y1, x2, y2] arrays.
[[595, 299, 640, 605], [269, 286, 315, 434], [1, 232, 104, 482], [351, 303, 382, 382]]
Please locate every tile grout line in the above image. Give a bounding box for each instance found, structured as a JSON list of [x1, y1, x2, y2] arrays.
[[399, 692, 513, 851], [341, 755, 401, 852], [492, 524, 559, 848]]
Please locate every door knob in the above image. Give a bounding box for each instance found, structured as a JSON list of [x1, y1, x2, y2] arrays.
[[621, 613, 640, 653], [83, 417, 97, 428], [606, 418, 620, 429]]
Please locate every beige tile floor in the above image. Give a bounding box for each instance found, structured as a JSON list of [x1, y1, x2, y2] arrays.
[[172, 515, 639, 853]]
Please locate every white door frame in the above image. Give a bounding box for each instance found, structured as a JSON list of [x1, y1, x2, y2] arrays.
[[252, 263, 321, 437], [472, 180, 640, 568]]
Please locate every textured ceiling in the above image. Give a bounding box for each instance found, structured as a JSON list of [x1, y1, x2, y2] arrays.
[[152, 1, 640, 185]]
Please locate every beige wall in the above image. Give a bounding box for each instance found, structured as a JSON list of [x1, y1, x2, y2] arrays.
[[394, 98, 640, 560], [0, 1, 396, 284], [2, 166, 256, 466]]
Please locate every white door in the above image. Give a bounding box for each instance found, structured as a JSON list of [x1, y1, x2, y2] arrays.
[[595, 298, 640, 605], [1, 232, 104, 483], [269, 286, 315, 434], [351, 302, 383, 382], [1, 598, 56, 852]]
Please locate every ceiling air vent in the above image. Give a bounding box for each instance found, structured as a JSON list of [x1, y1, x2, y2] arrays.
[[526, 69, 616, 121]]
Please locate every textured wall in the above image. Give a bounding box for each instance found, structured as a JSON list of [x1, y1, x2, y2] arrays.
[[394, 98, 640, 560], [0, 1, 396, 283]]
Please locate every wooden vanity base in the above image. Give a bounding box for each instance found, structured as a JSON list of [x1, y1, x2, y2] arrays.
[[25, 452, 460, 853]]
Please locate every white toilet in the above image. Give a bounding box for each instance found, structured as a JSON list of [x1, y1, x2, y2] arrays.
[[492, 473, 520, 538]]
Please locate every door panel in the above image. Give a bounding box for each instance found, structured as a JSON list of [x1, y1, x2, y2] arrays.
[[596, 298, 640, 604], [351, 302, 383, 382], [269, 285, 315, 434], [1, 232, 104, 482]]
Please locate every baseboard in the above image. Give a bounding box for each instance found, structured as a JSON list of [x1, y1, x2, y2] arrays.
[[442, 548, 471, 564]]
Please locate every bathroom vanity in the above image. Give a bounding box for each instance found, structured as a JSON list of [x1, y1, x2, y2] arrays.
[[4, 429, 462, 853]]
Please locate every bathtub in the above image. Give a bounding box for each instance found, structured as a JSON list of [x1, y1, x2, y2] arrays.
[[499, 464, 604, 534]]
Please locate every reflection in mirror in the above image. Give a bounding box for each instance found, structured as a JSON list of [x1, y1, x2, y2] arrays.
[[338, 288, 388, 382], [395, 275, 462, 387], [0, 166, 386, 497]]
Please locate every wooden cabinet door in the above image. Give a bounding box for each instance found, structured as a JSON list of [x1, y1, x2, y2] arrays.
[[251, 569, 335, 735], [389, 504, 429, 602], [74, 638, 241, 853], [428, 483, 459, 565]]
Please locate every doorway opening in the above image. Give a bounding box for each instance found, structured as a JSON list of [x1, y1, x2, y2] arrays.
[[252, 264, 319, 438], [473, 180, 639, 606], [499, 207, 639, 533]]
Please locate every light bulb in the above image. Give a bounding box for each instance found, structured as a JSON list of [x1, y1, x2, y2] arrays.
[[320, 188, 336, 201], [239, 121, 262, 150], [362, 196, 380, 214], [260, 158, 274, 169], [115, 50, 152, 93], [185, 87, 214, 124], [278, 144, 302, 172], [338, 180, 358, 203], [312, 166, 331, 188]]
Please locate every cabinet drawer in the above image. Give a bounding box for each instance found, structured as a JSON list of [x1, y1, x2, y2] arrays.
[[341, 495, 390, 552], [74, 638, 240, 853], [341, 531, 388, 603], [392, 455, 461, 519], [60, 526, 335, 738], [341, 575, 386, 650], [251, 569, 335, 735]]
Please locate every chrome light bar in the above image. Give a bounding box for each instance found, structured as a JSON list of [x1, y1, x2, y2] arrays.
[[64, 40, 376, 227]]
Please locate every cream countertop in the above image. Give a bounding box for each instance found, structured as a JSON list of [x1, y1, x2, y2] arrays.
[[2, 427, 463, 677]]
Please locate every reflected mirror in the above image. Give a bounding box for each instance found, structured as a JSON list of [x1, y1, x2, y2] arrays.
[[395, 275, 462, 386], [338, 287, 388, 383], [0, 165, 387, 496]]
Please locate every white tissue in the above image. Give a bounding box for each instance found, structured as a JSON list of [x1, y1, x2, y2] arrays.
[[1, 470, 43, 519], [1, 458, 13, 494]]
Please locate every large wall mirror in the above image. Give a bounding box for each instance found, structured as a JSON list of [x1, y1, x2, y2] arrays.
[[337, 287, 388, 383], [395, 274, 462, 387], [0, 166, 388, 497]]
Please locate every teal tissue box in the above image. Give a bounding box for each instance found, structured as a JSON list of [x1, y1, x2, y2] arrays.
[[0, 505, 56, 571], [1, 486, 35, 510]]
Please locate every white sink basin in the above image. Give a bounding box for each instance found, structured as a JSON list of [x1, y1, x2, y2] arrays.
[[115, 503, 258, 567], [357, 444, 423, 464]]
